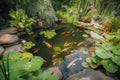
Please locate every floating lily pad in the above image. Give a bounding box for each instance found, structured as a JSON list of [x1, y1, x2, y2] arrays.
[[82, 34, 88, 37]]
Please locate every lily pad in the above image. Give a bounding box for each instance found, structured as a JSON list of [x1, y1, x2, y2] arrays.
[[82, 34, 88, 37], [82, 62, 89, 68], [112, 56, 120, 66], [95, 48, 113, 59], [102, 60, 119, 73]]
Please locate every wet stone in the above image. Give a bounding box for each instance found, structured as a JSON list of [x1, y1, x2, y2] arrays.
[[66, 69, 115, 80], [90, 31, 104, 39], [3, 44, 23, 54], [0, 34, 18, 44]]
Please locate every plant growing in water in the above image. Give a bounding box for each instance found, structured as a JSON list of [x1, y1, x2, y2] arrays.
[[40, 30, 56, 39], [0, 51, 59, 80], [22, 41, 35, 50], [89, 31, 120, 73], [9, 9, 34, 34]]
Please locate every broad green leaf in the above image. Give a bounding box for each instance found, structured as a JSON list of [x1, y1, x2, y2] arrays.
[[3, 51, 21, 61], [95, 48, 113, 59], [24, 56, 44, 71], [82, 62, 89, 68], [37, 71, 59, 80], [102, 60, 119, 73], [112, 56, 120, 66]]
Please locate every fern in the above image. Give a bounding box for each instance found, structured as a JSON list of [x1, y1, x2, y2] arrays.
[[23, 0, 57, 26]]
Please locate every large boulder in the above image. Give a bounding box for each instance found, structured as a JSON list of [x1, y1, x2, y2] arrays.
[[3, 44, 23, 54], [66, 69, 115, 80], [0, 34, 18, 44]]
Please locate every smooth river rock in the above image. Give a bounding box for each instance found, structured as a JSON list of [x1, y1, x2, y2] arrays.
[[90, 31, 104, 39], [0, 46, 4, 55], [66, 69, 115, 80], [0, 34, 18, 44], [3, 44, 23, 54], [0, 27, 18, 36]]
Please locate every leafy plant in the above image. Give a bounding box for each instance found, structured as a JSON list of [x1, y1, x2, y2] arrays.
[[9, 9, 34, 34], [40, 30, 56, 39], [0, 51, 59, 80], [90, 31, 120, 73], [94, 0, 115, 20], [23, 0, 57, 25], [22, 41, 35, 50], [103, 17, 120, 33], [77, 0, 90, 19]]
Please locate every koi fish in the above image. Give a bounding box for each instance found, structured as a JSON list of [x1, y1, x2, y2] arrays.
[[61, 32, 66, 35], [31, 47, 40, 53], [43, 41, 52, 48]]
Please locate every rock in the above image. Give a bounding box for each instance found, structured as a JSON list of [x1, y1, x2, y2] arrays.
[[0, 34, 18, 44], [66, 69, 115, 80], [0, 27, 17, 36], [90, 31, 104, 39], [0, 46, 4, 55], [47, 67, 63, 79], [3, 44, 23, 54]]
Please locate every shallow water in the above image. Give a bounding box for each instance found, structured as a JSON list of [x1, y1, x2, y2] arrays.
[[23, 24, 88, 67]]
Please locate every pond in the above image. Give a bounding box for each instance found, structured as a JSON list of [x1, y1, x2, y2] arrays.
[[22, 24, 89, 67]]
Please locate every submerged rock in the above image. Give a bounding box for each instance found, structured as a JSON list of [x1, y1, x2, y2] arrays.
[[0, 46, 4, 55], [3, 44, 23, 54], [66, 69, 115, 80], [0, 34, 18, 44], [90, 31, 104, 39]]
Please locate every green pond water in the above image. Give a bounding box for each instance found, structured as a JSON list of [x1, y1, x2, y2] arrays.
[[23, 24, 89, 67]]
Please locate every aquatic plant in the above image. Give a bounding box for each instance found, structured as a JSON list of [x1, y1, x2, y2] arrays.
[[40, 30, 56, 39], [22, 41, 35, 50], [9, 9, 34, 34], [89, 31, 120, 73], [0, 51, 59, 80]]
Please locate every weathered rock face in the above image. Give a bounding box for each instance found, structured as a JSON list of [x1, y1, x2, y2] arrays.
[[0, 34, 18, 44], [3, 44, 23, 54], [0, 27, 17, 36], [0, 46, 4, 55], [66, 69, 115, 80], [90, 31, 104, 39]]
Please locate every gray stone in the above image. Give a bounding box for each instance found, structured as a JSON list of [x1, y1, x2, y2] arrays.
[[0, 34, 18, 44], [90, 31, 104, 39], [66, 69, 115, 80], [4, 44, 23, 54], [47, 67, 63, 79], [0, 27, 17, 36], [0, 46, 4, 55]]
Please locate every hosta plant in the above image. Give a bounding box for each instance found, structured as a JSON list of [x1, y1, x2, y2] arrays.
[[0, 51, 59, 80], [9, 9, 34, 34]]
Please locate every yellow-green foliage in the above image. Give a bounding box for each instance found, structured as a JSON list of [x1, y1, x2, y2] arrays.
[[103, 17, 120, 32]]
